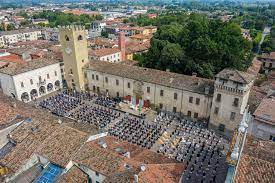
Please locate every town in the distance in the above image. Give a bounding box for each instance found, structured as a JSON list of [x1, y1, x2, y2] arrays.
[[0, 0, 274, 183]]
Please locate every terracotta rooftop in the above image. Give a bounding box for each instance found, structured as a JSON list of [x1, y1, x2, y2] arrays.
[[11, 40, 57, 49], [216, 69, 255, 84], [89, 48, 121, 57], [73, 136, 183, 182], [129, 34, 152, 40], [247, 58, 262, 76], [234, 136, 275, 183], [138, 163, 184, 183], [0, 57, 59, 76], [0, 94, 35, 130], [248, 86, 267, 113], [34, 125, 89, 167], [84, 61, 214, 95], [126, 41, 150, 54], [0, 92, 98, 175], [259, 52, 275, 60], [0, 53, 25, 64], [57, 165, 88, 183], [253, 96, 275, 125], [88, 37, 116, 48]]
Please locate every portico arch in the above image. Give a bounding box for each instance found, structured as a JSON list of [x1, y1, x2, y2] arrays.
[[21, 92, 29, 102], [30, 89, 38, 100], [39, 86, 46, 95], [55, 80, 61, 90], [47, 83, 53, 92]]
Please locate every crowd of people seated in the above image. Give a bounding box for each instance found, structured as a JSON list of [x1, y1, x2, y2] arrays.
[[39, 90, 94, 117], [69, 104, 121, 129], [108, 112, 173, 149], [157, 117, 228, 183], [95, 96, 120, 108]]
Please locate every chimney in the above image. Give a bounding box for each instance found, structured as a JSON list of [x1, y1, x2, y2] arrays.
[[134, 174, 139, 183], [123, 151, 130, 158], [118, 32, 126, 61]]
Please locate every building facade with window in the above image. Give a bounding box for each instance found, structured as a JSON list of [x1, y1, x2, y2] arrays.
[[209, 69, 255, 137], [0, 58, 62, 102], [0, 28, 42, 47], [249, 96, 275, 141], [84, 63, 255, 137], [84, 61, 214, 120]]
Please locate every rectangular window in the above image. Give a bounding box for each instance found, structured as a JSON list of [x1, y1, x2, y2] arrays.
[[21, 82, 24, 88], [187, 111, 191, 117], [105, 77, 108, 83], [270, 135, 275, 142], [174, 93, 177, 100], [230, 112, 236, 120], [70, 69, 73, 74], [116, 79, 119, 86], [54, 71, 57, 76], [92, 74, 94, 80], [116, 92, 119, 97], [30, 79, 33, 85], [196, 98, 200, 105], [147, 87, 150, 93], [189, 96, 193, 103], [216, 93, 221, 102], [219, 124, 225, 132], [194, 112, 198, 118], [159, 103, 163, 109], [96, 75, 99, 80], [160, 90, 164, 96], [97, 87, 100, 92], [93, 86, 96, 91], [214, 107, 219, 115], [127, 82, 131, 88], [173, 107, 177, 113], [233, 98, 239, 107]]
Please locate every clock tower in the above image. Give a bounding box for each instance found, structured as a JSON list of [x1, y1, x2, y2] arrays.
[[59, 25, 89, 91]]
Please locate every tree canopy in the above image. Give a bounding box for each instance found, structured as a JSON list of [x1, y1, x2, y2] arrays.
[[138, 13, 253, 79], [33, 11, 103, 27]]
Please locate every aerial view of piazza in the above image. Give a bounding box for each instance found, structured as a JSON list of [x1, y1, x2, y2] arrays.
[[0, 0, 274, 182]]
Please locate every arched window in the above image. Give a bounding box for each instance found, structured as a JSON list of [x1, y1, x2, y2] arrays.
[[65, 35, 69, 41], [78, 35, 83, 40]]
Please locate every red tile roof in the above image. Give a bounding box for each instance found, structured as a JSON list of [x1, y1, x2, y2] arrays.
[[253, 96, 275, 125], [234, 136, 275, 183], [73, 136, 183, 182], [0, 53, 25, 64]]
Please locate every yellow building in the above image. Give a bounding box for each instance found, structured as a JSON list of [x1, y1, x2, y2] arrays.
[[32, 19, 49, 25], [59, 25, 89, 91]]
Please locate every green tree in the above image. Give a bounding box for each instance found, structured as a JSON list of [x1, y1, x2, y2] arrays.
[[139, 13, 253, 79]]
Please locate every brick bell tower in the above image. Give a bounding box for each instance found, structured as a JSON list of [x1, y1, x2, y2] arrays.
[[118, 32, 126, 61]]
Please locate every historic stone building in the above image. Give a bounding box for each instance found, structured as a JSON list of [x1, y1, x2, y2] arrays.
[[59, 25, 89, 91], [83, 61, 214, 120], [209, 69, 255, 137], [59, 25, 256, 137]]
